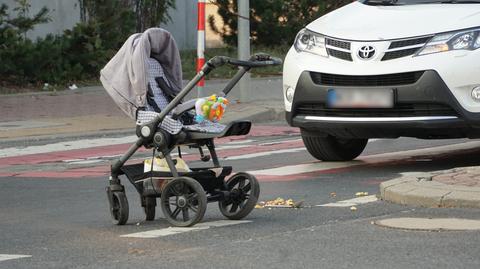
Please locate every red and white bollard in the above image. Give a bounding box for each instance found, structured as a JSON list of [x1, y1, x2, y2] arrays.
[[197, 0, 206, 97]]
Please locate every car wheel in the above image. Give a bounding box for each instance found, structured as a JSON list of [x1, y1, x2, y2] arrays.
[[301, 130, 368, 161]]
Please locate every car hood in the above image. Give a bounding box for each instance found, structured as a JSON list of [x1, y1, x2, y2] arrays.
[[307, 2, 480, 40]]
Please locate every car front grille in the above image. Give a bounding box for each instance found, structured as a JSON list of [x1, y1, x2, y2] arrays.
[[326, 38, 351, 50], [310, 71, 425, 87], [326, 48, 353, 61], [382, 36, 433, 61], [382, 48, 420, 61], [325, 37, 353, 62], [388, 36, 432, 49], [324, 35, 433, 62], [295, 103, 458, 118]]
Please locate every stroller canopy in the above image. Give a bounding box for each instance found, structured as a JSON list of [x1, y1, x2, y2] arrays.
[[100, 28, 183, 119]]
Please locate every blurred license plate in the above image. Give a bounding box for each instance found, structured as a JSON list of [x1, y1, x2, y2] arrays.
[[327, 89, 394, 108]]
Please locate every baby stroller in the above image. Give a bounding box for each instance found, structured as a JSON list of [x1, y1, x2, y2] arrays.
[[100, 28, 282, 227]]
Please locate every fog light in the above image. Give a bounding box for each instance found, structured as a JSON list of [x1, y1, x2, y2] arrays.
[[472, 87, 480, 102], [286, 87, 295, 102]]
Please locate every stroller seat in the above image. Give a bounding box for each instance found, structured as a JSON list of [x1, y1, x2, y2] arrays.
[[137, 101, 250, 139], [183, 120, 251, 140], [137, 57, 249, 141], [137, 111, 250, 144]]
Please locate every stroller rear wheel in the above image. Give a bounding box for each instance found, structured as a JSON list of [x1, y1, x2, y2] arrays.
[[219, 172, 260, 220], [160, 177, 207, 227], [108, 191, 129, 225]]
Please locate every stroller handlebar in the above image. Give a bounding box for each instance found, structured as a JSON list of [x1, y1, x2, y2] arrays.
[[207, 54, 282, 69]]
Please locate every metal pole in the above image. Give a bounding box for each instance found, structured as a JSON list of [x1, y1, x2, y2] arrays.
[[197, 0, 206, 98], [238, 0, 251, 102]]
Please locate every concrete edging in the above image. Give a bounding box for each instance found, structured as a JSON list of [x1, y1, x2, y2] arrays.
[[380, 173, 480, 208]]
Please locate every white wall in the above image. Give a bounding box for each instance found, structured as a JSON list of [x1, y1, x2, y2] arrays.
[[2, 0, 81, 40], [1, 0, 197, 49], [161, 0, 197, 50]]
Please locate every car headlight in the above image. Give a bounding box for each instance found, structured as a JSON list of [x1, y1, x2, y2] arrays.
[[294, 29, 328, 57], [417, 28, 480, 56]]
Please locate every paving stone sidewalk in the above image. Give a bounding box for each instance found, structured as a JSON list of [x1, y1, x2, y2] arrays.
[[380, 167, 480, 209], [432, 167, 480, 187]]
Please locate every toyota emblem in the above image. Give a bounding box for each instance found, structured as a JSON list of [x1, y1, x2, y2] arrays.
[[358, 46, 376, 60]]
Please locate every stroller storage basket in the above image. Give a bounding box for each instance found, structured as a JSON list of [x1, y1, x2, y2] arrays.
[[120, 163, 233, 193]]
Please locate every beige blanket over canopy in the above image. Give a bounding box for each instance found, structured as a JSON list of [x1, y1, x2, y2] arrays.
[[100, 28, 183, 119]]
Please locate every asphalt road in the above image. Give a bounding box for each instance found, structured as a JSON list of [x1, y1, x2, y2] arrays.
[[1, 127, 480, 268]]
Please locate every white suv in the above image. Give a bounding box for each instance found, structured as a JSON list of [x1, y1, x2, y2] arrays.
[[283, 0, 480, 161]]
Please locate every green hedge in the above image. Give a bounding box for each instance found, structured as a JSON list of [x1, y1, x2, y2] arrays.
[[0, 0, 173, 90], [0, 24, 112, 86]]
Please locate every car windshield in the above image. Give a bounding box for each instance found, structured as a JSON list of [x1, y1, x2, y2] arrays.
[[362, 0, 480, 5]]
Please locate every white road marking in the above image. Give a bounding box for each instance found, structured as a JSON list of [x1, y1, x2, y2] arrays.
[[216, 145, 250, 150], [317, 195, 378, 207], [258, 138, 302, 146], [249, 141, 480, 177], [90, 154, 124, 159], [63, 154, 124, 164], [0, 136, 137, 158], [218, 138, 301, 151], [121, 226, 208, 238], [249, 161, 360, 176], [66, 159, 103, 165], [225, 139, 255, 145], [62, 158, 85, 163], [120, 220, 252, 238], [0, 254, 31, 262], [225, 147, 306, 161]]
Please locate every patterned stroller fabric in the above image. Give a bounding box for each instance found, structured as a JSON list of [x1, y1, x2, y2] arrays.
[[145, 58, 171, 112], [137, 110, 184, 135], [136, 58, 226, 135]]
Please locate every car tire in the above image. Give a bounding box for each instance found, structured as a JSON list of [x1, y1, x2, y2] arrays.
[[301, 130, 368, 161]]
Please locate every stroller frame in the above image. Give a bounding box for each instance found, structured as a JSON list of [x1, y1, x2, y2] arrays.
[[106, 54, 282, 227]]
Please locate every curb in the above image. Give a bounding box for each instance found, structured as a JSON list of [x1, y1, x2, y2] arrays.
[[380, 172, 480, 209]]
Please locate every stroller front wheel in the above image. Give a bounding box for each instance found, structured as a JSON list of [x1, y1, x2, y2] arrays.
[[219, 172, 260, 220], [160, 177, 207, 227], [108, 191, 129, 225]]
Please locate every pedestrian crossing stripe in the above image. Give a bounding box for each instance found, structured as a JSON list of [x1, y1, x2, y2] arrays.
[[120, 220, 252, 238], [249, 161, 360, 176], [225, 147, 306, 161], [0, 254, 31, 262], [317, 195, 379, 207]]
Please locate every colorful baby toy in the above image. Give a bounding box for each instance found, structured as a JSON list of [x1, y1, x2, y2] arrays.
[[195, 94, 230, 123]]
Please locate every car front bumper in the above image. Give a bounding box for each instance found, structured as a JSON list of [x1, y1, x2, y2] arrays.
[[286, 70, 480, 139]]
